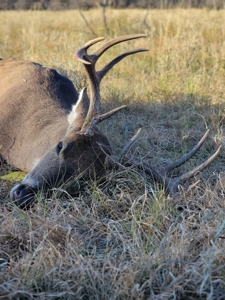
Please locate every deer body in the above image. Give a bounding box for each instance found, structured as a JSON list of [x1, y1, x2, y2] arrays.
[[0, 58, 78, 171], [0, 35, 220, 208]]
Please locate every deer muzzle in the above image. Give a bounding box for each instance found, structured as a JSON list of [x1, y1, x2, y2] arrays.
[[10, 178, 38, 209]]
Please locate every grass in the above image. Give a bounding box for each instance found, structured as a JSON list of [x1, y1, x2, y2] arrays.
[[1, 7, 225, 299]]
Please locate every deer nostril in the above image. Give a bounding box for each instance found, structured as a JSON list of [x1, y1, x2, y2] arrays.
[[13, 184, 26, 198], [10, 184, 36, 209]]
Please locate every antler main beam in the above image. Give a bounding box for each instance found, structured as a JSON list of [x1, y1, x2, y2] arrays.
[[119, 130, 221, 195], [75, 34, 148, 135]]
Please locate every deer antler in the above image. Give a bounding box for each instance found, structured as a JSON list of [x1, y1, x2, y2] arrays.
[[75, 34, 148, 135], [75, 35, 220, 195], [103, 129, 221, 196], [127, 130, 221, 195]]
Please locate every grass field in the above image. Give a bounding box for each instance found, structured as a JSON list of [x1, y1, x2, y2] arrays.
[[1, 8, 225, 299]]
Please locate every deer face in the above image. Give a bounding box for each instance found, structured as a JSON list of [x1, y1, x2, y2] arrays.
[[10, 131, 111, 208]]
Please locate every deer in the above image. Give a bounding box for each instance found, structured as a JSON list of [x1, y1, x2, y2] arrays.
[[0, 34, 221, 209]]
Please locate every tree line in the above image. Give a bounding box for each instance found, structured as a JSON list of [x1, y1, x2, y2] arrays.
[[0, 0, 224, 10]]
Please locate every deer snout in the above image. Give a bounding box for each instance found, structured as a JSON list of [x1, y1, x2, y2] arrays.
[[10, 180, 38, 209]]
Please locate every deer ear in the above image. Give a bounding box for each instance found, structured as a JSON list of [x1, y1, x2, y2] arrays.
[[68, 87, 90, 126]]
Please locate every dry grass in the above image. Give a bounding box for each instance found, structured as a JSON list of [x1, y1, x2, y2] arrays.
[[1, 8, 225, 299]]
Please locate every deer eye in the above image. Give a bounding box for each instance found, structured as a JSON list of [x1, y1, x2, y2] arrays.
[[56, 141, 63, 155]]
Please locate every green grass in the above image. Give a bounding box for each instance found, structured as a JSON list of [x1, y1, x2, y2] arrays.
[[1, 8, 225, 299]]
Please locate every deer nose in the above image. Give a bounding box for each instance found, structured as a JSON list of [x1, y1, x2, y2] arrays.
[[10, 184, 36, 209]]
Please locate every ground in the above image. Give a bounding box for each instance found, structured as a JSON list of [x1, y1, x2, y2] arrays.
[[1, 8, 225, 299]]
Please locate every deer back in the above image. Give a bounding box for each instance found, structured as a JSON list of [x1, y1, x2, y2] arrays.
[[0, 58, 79, 171]]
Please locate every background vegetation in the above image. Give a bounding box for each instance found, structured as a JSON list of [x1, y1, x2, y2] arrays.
[[0, 0, 225, 10], [1, 8, 225, 299]]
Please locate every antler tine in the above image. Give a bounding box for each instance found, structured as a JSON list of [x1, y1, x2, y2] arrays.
[[180, 145, 221, 181], [95, 34, 148, 81], [119, 128, 142, 159], [94, 34, 147, 58], [98, 49, 148, 82], [83, 105, 127, 136], [162, 129, 210, 174]]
